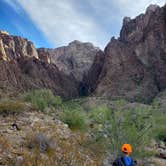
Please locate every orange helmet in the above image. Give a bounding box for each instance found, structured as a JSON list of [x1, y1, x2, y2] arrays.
[[121, 144, 132, 154]]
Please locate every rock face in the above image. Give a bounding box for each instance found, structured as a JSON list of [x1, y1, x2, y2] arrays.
[[37, 40, 100, 82], [0, 31, 102, 98], [95, 4, 166, 103], [0, 58, 78, 98], [0, 32, 78, 98], [80, 50, 105, 96], [0, 31, 38, 60]]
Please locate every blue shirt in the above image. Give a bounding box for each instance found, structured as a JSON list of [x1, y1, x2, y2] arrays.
[[123, 156, 132, 166]]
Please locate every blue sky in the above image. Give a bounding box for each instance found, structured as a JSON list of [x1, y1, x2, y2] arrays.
[[0, 0, 52, 48], [0, 0, 165, 49]]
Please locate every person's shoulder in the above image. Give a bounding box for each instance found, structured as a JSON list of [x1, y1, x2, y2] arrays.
[[113, 157, 124, 166], [130, 157, 137, 166]]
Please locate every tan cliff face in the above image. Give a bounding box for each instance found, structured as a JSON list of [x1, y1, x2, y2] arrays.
[[0, 33, 38, 60], [94, 4, 166, 103], [0, 30, 9, 35], [0, 39, 8, 61]]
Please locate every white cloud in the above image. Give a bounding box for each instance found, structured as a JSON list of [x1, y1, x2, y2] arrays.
[[16, 0, 165, 49], [111, 0, 165, 17], [90, 0, 165, 17], [17, 0, 107, 49]]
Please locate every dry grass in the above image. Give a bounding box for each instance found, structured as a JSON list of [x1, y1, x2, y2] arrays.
[[16, 125, 101, 166], [0, 100, 24, 116]]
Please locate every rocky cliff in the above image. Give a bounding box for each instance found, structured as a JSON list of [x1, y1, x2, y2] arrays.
[[94, 4, 166, 103], [0, 31, 38, 60], [0, 31, 78, 98], [0, 31, 102, 98], [37, 40, 100, 82]]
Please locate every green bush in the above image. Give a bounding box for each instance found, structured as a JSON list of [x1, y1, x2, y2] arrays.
[[84, 103, 154, 158], [56, 98, 164, 159], [88, 105, 111, 124], [152, 114, 166, 143], [24, 89, 62, 112], [58, 99, 155, 158], [60, 108, 87, 131], [118, 107, 153, 158]]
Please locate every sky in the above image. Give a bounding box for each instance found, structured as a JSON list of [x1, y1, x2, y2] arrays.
[[0, 0, 165, 49]]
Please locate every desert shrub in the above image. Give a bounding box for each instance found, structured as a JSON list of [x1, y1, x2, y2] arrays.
[[88, 105, 111, 124], [114, 99, 127, 107], [21, 127, 98, 166], [27, 133, 53, 153], [118, 107, 154, 158], [60, 108, 87, 131], [0, 100, 24, 116], [155, 132, 166, 143], [61, 99, 83, 111], [151, 99, 166, 143], [24, 89, 62, 112], [59, 99, 155, 158], [84, 102, 154, 158], [152, 114, 166, 143]]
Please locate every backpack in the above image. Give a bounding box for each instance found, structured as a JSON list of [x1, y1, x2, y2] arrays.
[[113, 156, 137, 166]]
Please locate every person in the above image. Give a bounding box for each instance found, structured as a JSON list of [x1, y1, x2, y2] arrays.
[[113, 144, 137, 166]]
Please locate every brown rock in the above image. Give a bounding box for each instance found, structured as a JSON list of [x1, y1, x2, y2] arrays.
[[0, 33, 38, 60], [95, 4, 166, 103], [0, 32, 79, 98], [37, 40, 100, 82], [80, 50, 105, 95]]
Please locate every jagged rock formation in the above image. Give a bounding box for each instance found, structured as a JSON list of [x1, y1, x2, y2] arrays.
[[94, 4, 166, 103], [0, 32, 78, 98], [37, 40, 100, 82], [0, 31, 38, 60], [0, 58, 78, 98]]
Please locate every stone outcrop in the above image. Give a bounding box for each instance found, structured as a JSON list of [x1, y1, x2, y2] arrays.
[[94, 4, 166, 103], [0, 32, 38, 60], [0, 33, 79, 98], [0, 58, 78, 98], [37, 40, 100, 82]]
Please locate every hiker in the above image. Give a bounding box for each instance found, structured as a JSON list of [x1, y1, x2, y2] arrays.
[[113, 144, 137, 166]]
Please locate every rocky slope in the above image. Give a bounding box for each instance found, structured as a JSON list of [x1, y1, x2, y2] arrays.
[[37, 40, 100, 82], [0, 110, 98, 166], [94, 4, 166, 103]]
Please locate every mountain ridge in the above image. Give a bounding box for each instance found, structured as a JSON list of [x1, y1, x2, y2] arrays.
[[93, 3, 166, 103], [0, 4, 166, 103]]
